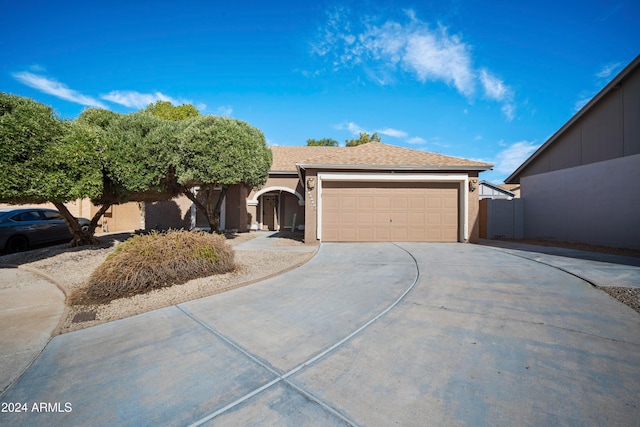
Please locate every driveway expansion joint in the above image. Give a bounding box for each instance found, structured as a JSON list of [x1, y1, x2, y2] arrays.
[[481, 245, 600, 288], [178, 242, 421, 425]]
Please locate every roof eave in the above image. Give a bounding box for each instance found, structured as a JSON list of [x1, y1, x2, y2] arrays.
[[505, 54, 640, 184], [296, 164, 493, 172], [269, 170, 298, 175], [480, 180, 516, 196]]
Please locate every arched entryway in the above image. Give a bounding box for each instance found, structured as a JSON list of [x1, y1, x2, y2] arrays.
[[248, 187, 305, 231]]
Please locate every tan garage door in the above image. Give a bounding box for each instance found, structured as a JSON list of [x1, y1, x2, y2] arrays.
[[321, 181, 459, 242]]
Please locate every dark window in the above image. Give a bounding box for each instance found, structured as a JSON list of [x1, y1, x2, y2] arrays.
[[11, 211, 42, 221], [42, 211, 64, 220]]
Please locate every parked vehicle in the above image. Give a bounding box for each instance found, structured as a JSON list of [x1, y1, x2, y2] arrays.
[[0, 208, 91, 253]]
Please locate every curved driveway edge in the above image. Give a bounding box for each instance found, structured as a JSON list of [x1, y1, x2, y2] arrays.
[[0, 266, 65, 395], [1, 243, 639, 426]]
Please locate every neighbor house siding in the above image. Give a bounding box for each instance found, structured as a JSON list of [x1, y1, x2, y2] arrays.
[[516, 64, 638, 180], [522, 153, 640, 249], [623, 67, 640, 156]]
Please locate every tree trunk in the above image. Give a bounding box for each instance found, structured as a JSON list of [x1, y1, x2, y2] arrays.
[[182, 185, 227, 233], [53, 202, 101, 247]]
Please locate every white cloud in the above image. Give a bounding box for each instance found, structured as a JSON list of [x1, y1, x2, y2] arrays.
[[501, 103, 515, 122], [494, 141, 539, 174], [377, 127, 408, 138], [407, 136, 426, 144], [313, 8, 515, 120], [101, 90, 190, 109], [336, 121, 432, 145], [12, 71, 107, 108], [480, 69, 515, 121], [479, 68, 508, 101], [596, 62, 622, 79], [334, 121, 367, 135], [573, 96, 591, 112], [215, 105, 233, 116]]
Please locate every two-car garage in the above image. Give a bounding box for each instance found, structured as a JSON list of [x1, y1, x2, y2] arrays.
[[317, 174, 469, 243]]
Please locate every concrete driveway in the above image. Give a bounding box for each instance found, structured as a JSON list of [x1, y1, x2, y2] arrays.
[[1, 243, 639, 426]]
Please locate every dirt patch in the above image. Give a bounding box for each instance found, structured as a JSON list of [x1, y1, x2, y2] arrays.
[[1, 231, 315, 334], [268, 231, 305, 246]]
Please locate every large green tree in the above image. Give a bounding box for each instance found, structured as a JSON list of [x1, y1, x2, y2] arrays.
[[0, 93, 103, 246], [143, 100, 200, 121], [78, 109, 183, 234], [345, 132, 382, 147], [306, 138, 339, 147], [175, 115, 272, 232]]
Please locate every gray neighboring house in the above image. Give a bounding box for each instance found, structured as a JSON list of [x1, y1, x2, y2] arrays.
[[479, 181, 515, 200], [505, 55, 640, 249]]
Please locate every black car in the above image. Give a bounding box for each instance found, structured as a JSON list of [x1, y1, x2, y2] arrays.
[[0, 208, 91, 253]]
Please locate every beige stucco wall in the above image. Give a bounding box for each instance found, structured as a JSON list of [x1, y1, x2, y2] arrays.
[[145, 196, 192, 230], [303, 170, 319, 244], [467, 173, 480, 243], [0, 199, 141, 233]]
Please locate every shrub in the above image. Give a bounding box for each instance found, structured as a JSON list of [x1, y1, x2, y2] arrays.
[[81, 230, 235, 303]]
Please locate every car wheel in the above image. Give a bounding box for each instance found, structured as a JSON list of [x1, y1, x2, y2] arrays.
[[6, 236, 29, 253]]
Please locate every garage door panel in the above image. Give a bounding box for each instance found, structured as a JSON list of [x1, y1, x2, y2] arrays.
[[393, 212, 408, 225], [322, 181, 459, 242], [357, 211, 374, 224], [358, 196, 374, 209], [340, 212, 357, 224], [443, 213, 458, 225], [392, 195, 408, 209], [374, 227, 391, 241], [341, 196, 357, 208], [374, 196, 392, 209], [409, 197, 426, 209], [374, 212, 391, 225]]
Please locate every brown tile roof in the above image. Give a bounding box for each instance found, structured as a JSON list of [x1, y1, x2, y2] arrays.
[[270, 142, 492, 172]]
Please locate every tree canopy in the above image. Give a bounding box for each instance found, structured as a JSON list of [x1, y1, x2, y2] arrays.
[[0, 93, 104, 245], [143, 100, 200, 121], [176, 115, 272, 232], [81, 110, 183, 201], [345, 132, 382, 147], [1, 93, 271, 243], [306, 138, 338, 147], [0, 92, 101, 203]]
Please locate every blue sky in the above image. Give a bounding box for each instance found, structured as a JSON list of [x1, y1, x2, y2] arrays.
[[2, 1, 638, 183]]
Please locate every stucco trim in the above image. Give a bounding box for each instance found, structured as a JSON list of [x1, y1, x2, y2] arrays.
[[316, 173, 469, 242], [248, 186, 305, 206]]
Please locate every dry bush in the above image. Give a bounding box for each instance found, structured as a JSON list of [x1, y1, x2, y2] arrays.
[[79, 230, 236, 304]]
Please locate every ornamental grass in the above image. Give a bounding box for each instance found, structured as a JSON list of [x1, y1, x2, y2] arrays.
[[80, 230, 235, 304]]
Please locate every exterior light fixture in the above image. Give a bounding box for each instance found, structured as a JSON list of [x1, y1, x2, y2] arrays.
[[306, 178, 315, 190], [469, 179, 478, 192]]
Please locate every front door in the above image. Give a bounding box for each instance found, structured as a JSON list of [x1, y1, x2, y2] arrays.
[[263, 195, 278, 231]]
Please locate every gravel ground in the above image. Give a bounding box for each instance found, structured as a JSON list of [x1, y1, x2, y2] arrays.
[[0, 232, 316, 334], [597, 286, 640, 315], [2, 235, 638, 333]]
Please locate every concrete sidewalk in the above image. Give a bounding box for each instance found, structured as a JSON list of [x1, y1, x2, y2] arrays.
[[478, 239, 640, 288], [0, 266, 65, 394], [233, 231, 318, 252], [1, 242, 639, 426]]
